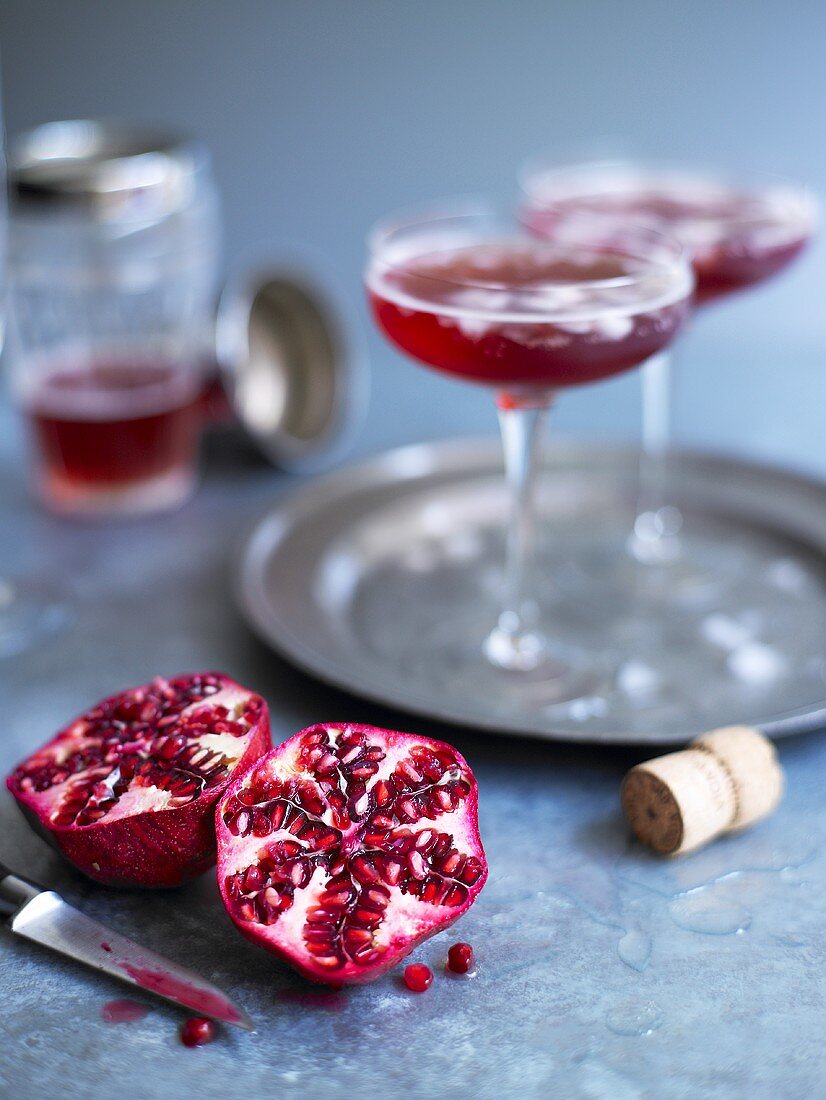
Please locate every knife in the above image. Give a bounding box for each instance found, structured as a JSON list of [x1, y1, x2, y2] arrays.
[[0, 860, 253, 1031]]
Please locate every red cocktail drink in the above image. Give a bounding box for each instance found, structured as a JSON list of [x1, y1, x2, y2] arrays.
[[366, 207, 692, 697], [521, 166, 814, 307], [24, 359, 203, 515], [520, 162, 816, 568], [524, 190, 810, 307], [369, 243, 688, 391]]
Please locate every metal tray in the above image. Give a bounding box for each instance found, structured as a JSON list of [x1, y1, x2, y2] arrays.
[[234, 438, 826, 744]]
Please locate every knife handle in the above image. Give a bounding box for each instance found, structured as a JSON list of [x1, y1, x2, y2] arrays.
[[0, 861, 43, 918]]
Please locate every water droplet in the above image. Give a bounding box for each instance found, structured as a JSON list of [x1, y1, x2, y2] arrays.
[[779, 867, 808, 885], [605, 999, 664, 1036], [617, 929, 652, 972], [668, 893, 751, 935], [554, 865, 624, 929]]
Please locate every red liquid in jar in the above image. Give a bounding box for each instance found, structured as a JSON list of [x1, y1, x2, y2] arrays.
[[25, 360, 203, 512], [523, 187, 810, 306], [368, 242, 688, 390]]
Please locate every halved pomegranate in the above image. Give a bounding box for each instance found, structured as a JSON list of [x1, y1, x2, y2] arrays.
[[7, 673, 270, 887], [217, 723, 487, 984]]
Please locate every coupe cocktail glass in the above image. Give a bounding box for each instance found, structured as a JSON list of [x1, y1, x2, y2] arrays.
[[366, 205, 692, 703], [520, 160, 817, 567]]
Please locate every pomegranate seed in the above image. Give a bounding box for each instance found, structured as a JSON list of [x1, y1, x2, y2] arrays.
[[446, 942, 474, 974], [403, 963, 433, 993], [407, 851, 427, 880], [442, 884, 468, 907], [180, 1016, 217, 1047]]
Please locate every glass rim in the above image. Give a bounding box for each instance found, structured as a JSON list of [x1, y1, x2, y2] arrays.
[[366, 200, 694, 299], [518, 155, 819, 234]]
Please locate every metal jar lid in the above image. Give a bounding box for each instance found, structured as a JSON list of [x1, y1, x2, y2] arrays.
[[215, 267, 367, 472], [8, 119, 211, 221]]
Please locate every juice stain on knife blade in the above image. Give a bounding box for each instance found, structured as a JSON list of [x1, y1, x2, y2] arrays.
[[120, 963, 244, 1024]]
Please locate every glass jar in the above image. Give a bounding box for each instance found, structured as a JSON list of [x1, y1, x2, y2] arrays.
[[6, 120, 221, 516]]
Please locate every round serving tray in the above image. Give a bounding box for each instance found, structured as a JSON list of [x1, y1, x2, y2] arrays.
[[234, 438, 826, 744]]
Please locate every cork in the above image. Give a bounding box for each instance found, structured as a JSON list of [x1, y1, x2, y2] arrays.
[[621, 725, 784, 856]]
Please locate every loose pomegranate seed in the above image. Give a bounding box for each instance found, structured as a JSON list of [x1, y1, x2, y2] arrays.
[[180, 1016, 217, 1047], [403, 963, 433, 992], [446, 942, 474, 974]]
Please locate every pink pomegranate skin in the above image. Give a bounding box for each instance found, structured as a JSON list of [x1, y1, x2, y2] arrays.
[[217, 723, 487, 985], [7, 673, 271, 887]]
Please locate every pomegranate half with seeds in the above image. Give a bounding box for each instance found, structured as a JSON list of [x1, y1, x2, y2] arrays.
[[217, 723, 487, 984], [7, 673, 270, 887]]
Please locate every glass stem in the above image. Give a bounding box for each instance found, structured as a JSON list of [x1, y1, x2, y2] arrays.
[[484, 394, 552, 671], [628, 350, 683, 564]]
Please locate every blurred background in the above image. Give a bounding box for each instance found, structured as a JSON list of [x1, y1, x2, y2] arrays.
[[1, 0, 824, 471]]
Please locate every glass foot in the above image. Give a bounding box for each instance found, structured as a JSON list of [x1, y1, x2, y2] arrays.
[[626, 505, 684, 566], [0, 575, 74, 658], [562, 529, 737, 610], [401, 609, 609, 711], [480, 650, 606, 709], [483, 613, 549, 673]]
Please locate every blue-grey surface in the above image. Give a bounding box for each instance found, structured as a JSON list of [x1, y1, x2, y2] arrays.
[[0, 420, 825, 1100], [1, 3, 826, 1098], [1, 409, 826, 1100]]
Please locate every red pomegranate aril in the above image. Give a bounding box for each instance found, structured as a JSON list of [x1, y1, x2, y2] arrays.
[[373, 780, 392, 807], [383, 859, 403, 886], [403, 963, 433, 992], [388, 831, 417, 855], [459, 857, 485, 885], [242, 866, 264, 892], [351, 855, 380, 884], [252, 810, 274, 838], [431, 834, 451, 859], [447, 942, 475, 974], [217, 723, 487, 985], [6, 673, 270, 887], [421, 879, 441, 904], [180, 1017, 217, 1047], [365, 887, 390, 909], [415, 829, 436, 851], [442, 885, 468, 907], [407, 851, 427, 879], [439, 850, 462, 875]]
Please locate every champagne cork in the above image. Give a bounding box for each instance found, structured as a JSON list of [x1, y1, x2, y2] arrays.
[[621, 725, 784, 856]]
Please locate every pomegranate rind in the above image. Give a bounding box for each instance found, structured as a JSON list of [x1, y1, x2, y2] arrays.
[[6, 673, 271, 887], [216, 723, 487, 985]]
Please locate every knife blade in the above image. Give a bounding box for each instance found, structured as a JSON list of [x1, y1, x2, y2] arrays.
[[0, 861, 253, 1031]]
